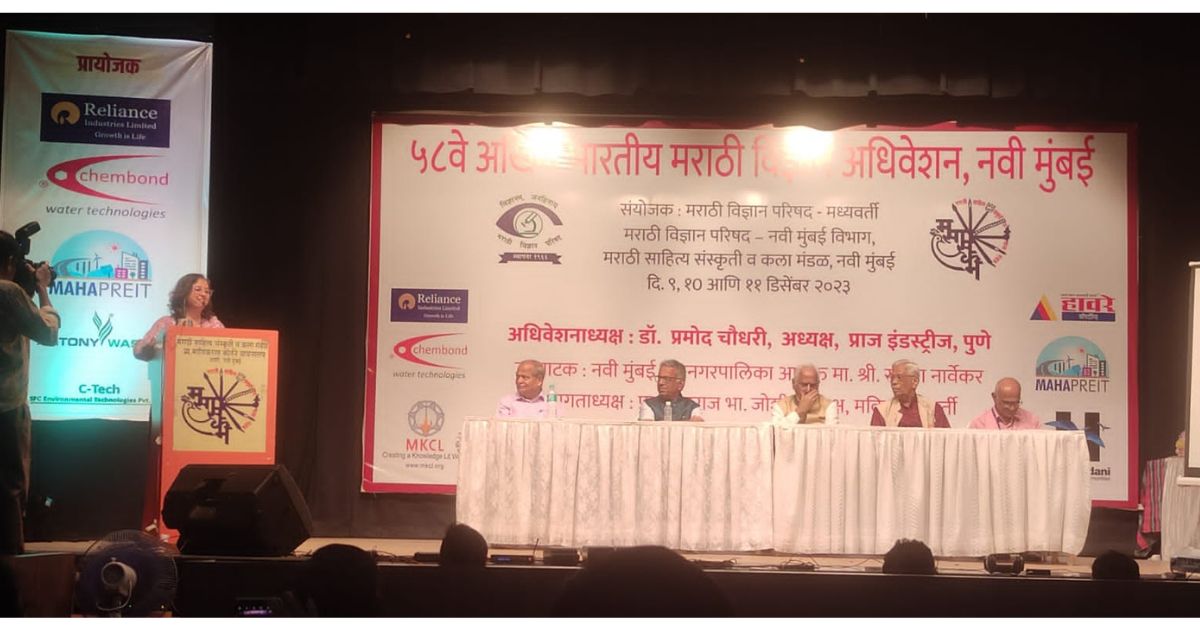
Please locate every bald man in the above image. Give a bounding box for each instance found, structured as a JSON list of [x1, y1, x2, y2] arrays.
[[495, 359, 556, 419], [968, 377, 1042, 430]]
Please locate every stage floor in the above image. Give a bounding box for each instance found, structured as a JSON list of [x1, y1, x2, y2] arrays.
[[26, 537, 1179, 579]]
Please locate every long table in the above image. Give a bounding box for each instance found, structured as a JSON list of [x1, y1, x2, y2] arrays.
[[456, 418, 1091, 556], [1161, 456, 1200, 562]]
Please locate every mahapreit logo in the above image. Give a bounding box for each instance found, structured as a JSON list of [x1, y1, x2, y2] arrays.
[[392, 333, 467, 369], [44, 155, 168, 204], [1034, 335, 1109, 394], [47, 229, 152, 301]]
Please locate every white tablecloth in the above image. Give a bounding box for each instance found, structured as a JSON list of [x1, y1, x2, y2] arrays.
[[772, 425, 1092, 557], [456, 418, 1091, 555], [1161, 456, 1200, 562], [456, 418, 774, 551]]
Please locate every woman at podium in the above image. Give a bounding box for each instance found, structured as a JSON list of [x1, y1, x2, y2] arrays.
[[133, 273, 224, 361]]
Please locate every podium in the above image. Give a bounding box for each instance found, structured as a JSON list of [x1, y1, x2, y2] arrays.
[[140, 327, 279, 540]]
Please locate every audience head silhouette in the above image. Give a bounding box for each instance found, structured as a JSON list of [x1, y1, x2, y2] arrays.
[[553, 545, 732, 617], [439, 523, 488, 568], [882, 539, 937, 575], [1091, 549, 1140, 580], [295, 544, 380, 616]]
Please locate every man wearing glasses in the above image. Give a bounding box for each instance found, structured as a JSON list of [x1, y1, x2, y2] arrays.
[[637, 359, 703, 422], [870, 359, 950, 428], [968, 377, 1042, 430]]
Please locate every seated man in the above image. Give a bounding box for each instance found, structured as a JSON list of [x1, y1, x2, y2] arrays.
[[637, 359, 703, 422], [968, 377, 1041, 430], [771, 363, 838, 425], [494, 359, 555, 418], [871, 359, 950, 428]]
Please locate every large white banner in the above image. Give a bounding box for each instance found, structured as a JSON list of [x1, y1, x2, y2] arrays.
[[1, 30, 212, 421], [365, 118, 1136, 507]]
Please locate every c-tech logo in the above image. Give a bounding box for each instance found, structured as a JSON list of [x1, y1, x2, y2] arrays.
[[44, 155, 168, 204], [40, 92, 170, 148], [392, 333, 467, 369], [47, 230, 152, 300]]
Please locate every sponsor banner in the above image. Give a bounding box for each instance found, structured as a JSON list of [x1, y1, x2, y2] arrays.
[[366, 121, 1136, 506], [1, 30, 212, 421]]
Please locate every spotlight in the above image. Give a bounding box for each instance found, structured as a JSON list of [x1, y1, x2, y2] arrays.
[[782, 127, 834, 162]]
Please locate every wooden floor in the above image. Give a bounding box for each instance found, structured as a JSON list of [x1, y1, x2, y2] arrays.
[[27, 537, 1179, 579]]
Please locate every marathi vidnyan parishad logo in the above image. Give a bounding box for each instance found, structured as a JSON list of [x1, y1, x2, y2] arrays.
[[47, 230, 152, 300], [408, 400, 445, 437], [1034, 336, 1109, 393], [929, 197, 1010, 281], [43, 154, 169, 204], [495, 194, 565, 264], [1031, 293, 1117, 322], [180, 367, 262, 445]]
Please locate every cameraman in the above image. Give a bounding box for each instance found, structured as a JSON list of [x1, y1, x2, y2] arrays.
[[0, 230, 59, 555]]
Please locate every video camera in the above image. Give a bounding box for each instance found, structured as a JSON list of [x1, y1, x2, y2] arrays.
[[12, 221, 57, 297]]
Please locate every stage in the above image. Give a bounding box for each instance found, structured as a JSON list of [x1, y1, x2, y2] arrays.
[[14, 538, 1200, 617]]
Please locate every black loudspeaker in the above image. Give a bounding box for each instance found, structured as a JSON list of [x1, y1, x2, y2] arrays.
[[983, 553, 1026, 575], [162, 464, 312, 556]]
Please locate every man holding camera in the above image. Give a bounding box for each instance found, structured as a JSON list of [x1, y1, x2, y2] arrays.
[[0, 230, 59, 555]]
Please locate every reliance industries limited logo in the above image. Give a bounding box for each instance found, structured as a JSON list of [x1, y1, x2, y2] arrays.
[[47, 230, 151, 300], [929, 197, 1010, 281], [40, 92, 170, 148], [390, 288, 468, 323], [43, 155, 169, 204], [1034, 336, 1109, 393], [495, 194, 565, 264]]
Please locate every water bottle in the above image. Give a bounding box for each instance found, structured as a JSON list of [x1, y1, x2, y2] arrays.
[[663, 400, 673, 422], [546, 383, 558, 419]]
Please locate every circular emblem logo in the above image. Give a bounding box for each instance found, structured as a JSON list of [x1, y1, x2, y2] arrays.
[[408, 400, 445, 437], [50, 101, 81, 125]]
